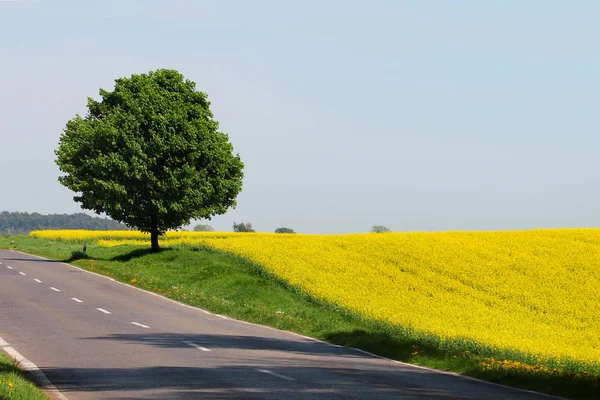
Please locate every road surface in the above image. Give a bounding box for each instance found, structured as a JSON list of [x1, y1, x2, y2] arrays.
[[0, 250, 556, 399]]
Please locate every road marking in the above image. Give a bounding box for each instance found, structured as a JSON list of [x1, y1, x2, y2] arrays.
[[50, 287, 61, 292], [71, 297, 83, 303], [6, 266, 13, 269], [131, 322, 150, 329], [19, 271, 26, 275], [256, 369, 296, 381], [96, 308, 111, 314], [34, 279, 42, 283], [183, 341, 211, 352]]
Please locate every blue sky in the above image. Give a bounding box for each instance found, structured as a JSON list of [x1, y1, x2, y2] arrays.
[[1, 0, 599, 233]]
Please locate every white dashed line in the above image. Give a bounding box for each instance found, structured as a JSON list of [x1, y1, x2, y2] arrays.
[[96, 308, 111, 314], [131, 322, 150, 329], [18, 272, 26, 275], [183, 341, 211, 352], [34, 279, 42, 283], [50, 287, 61, 292], [71, 298, 83, 303], [256, 369, 296, 381], [6, 266, 13, 269]]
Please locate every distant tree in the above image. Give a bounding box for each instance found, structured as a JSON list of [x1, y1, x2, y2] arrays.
[[55, 69, 244, 251], [0, 211, 128, 235], [275, 227, 295, 234], [371, 225, 391, 233], [233, 222, 255, 233], [193, 224, 214, 232]]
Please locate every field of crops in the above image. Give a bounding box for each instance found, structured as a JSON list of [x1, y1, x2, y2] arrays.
[[30, 228, 600, 370]]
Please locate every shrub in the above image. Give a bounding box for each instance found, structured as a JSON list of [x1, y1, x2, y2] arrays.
[[371, 225, 391, 233], [193, 224, 214, 232], [233, 222, 255, 233], [275, 227, 295, 234]]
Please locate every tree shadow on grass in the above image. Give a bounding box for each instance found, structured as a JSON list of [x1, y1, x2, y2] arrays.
[[110, 247, 173, 262], [324, 329, 445, 361], [64, 252, 93, 263], [3, 247, 172, 264]]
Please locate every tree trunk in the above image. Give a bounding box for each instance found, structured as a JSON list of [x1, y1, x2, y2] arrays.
[[150, 215, 160, 252]]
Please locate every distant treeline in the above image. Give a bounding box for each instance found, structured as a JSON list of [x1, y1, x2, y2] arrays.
[[0, 211, 129, 235]]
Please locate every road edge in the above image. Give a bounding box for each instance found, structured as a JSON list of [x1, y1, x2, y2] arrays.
[[0, 335, 69, 400], [10, 249, 563, 400]]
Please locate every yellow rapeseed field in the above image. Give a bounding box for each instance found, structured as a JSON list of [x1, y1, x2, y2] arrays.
[[30, 228, 600, 366]]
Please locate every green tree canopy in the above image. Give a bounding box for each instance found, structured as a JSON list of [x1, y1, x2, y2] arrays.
[[371, 225, 391, 233], [274, 227, 295, 234], [233, 222, 255, 233], [193, 224, 214, 232], [55, 69, 244, 251]]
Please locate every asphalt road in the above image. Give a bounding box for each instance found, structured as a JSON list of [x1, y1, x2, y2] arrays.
[[0, 249, 557, 400]]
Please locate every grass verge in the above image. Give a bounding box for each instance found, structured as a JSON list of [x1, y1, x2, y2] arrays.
[[0, 351, 48, 400], [1, 236, 598, 399]]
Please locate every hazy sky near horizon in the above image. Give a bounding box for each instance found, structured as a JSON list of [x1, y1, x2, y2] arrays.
[[1, 0, 599, 233]]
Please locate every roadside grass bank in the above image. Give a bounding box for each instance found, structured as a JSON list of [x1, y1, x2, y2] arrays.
[[0, 351, 48, 400], [1, 236, 597, 399]]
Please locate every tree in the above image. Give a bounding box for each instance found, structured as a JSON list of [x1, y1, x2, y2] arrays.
[[0, 211, 128, 235], [371, 225, 391, 233], [275, 227, 295, 234], [193, 224, 214, 232], [233, 222, 255, 232], [55, 69, 244, 251]]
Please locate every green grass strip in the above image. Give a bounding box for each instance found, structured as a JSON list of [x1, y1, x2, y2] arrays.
[[1, 236, 598, 399], [0, 351, 48, 400]]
